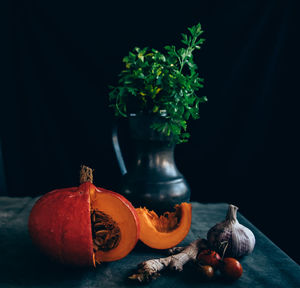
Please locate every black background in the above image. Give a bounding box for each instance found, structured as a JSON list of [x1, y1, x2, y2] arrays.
[[1, 1, 299, 264]]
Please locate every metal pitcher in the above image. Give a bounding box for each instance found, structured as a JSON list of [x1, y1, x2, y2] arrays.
[[112, 114, 190, 213]]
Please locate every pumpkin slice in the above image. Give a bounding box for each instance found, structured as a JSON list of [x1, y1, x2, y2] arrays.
[[136, 203, 192, 249], [28, 166, 139, 267]]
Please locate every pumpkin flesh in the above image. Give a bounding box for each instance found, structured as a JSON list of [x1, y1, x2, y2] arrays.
[[89, 185, 139, 263], [136, 202, 192, 249]]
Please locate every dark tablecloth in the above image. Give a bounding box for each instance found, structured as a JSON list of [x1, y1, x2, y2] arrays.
[[0, 197, 299, 288]]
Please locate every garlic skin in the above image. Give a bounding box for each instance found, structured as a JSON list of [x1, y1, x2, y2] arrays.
[[207, 204, 255, 258]]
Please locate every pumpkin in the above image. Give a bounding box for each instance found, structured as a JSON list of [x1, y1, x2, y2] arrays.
[[28, 166, 140, 267], [136, 203, 192, 249]]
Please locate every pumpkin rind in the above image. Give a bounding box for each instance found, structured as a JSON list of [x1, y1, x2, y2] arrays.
[[28, 186, 94, 267]]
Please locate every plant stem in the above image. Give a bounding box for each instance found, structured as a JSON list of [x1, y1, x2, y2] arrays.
[[80, 165, 93, 184]]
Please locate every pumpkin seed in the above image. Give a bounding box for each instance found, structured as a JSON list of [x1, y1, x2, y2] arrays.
[[91, 210, 121, 252]]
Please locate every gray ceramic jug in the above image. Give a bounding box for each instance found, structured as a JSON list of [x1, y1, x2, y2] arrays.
[[112, 114, 190, 213]]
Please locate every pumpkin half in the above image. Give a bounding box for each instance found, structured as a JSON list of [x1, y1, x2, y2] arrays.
[[136, 202, 192, 249], [28, 166, 140, 267]]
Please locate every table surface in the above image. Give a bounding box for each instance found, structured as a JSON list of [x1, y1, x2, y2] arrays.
[[0, 197, 299, 288]]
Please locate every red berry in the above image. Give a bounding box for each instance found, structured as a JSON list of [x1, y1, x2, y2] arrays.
[[197, 249, 221, 269], [220, 257, 243, 280], [197, 265, 214, 280]]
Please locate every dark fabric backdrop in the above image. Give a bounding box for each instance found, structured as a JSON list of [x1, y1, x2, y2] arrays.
[[1, 0, 299, 263]]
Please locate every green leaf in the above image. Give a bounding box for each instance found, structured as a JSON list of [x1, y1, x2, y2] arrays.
[[181, 132, 190, 138], [153, 106, 159, 113], [129, 51, 136, 58], [198, 96, 208, 103], [123, 56, 129, 63], [184, 111, 190, 120], [188, 27, 194, 35]]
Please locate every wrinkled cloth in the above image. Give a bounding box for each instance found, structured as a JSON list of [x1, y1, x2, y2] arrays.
[[0, 197, 299, 288]]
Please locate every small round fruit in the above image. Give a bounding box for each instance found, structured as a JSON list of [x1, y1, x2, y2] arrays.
[[197, 265, 214, 280], [197, 249, 221, 269], [220, 257, 243, 280]]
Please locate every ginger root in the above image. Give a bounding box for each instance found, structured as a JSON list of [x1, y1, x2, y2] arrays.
[[129, 238, 208, 283]]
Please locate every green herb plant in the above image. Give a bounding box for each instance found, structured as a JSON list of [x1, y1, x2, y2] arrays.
[[109, 23, 207, 144]]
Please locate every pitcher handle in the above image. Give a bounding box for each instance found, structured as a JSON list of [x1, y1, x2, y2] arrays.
[[112, 121, 127, 176]]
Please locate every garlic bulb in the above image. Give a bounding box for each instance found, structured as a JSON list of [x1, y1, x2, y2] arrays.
[[207, 204, 255, 258]]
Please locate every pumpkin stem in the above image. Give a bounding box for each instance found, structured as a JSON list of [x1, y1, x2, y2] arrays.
[[80, 165, 94, 184]]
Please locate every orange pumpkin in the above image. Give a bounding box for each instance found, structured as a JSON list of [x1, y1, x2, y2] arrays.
[[28, 166, 140, 267], [136, 202, 192, 249]]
